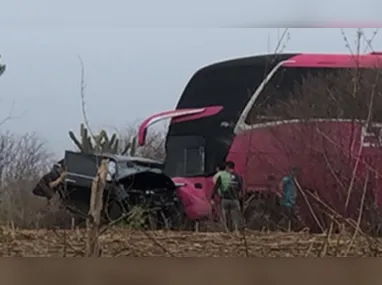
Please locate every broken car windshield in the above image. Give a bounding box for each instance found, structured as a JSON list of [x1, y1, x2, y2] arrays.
[[117, 161, 162, 177]]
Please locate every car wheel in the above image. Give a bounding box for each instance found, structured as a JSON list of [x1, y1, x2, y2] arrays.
[[104, 199, 125, 224]]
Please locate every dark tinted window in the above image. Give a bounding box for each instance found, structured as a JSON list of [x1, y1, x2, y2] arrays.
[[245, 67, 382, 124], [170, 54, 296, 137], [65, 152, 100, 177], [184, 146, 205, 176], [165, 136, 205, 177]]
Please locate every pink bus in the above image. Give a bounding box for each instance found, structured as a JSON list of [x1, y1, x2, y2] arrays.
[[139, 53, 382, 232]]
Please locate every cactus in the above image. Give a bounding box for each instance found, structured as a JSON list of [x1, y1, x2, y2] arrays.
[[68, 124, 137, 155], [129, 136, 137, 156]]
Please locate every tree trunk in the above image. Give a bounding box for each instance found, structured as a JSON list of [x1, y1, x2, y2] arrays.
[[86, 159, 109, 257]]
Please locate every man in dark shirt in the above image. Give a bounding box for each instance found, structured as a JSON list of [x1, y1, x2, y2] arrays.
[[33, 160, 66, 202], [211, 160, 243, 232]]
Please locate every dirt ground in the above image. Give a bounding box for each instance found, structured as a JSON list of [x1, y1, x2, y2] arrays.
[[1, 227, 382, 257]]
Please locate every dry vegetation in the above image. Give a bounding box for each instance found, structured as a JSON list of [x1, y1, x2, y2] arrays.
[[2, 29, 382, 257], [0, 227, 381, 257]]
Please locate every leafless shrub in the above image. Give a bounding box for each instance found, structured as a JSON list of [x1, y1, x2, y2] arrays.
[[0, 132, 71, 228], [118, 121, 167, 161]]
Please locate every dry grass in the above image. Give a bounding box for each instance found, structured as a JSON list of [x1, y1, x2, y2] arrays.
[[0, 227, 381, 257]]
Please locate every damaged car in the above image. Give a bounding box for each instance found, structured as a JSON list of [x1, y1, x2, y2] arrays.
[[32, 150, 185, 229]]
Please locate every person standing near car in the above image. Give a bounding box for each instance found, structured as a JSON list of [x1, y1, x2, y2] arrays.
[[33, 160, 66, 206], [210, 160, 243, 232]]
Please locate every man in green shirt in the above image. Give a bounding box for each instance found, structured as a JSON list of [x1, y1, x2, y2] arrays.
[[212, 162, 226, 184], [211, 161, 243, 232]]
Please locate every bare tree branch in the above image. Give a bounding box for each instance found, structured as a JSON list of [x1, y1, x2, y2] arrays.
[[77, 56, 98, 148], [0, 132, 59, 228], [0, 101, 24, 128]]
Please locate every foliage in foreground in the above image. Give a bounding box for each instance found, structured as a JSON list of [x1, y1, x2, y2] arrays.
[[0, 227, 382, 257]]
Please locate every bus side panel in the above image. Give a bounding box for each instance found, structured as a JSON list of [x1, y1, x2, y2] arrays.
[[228, 121, 377, 230]]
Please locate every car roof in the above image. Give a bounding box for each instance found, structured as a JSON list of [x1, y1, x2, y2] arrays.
[[93, 152, 162, 164]]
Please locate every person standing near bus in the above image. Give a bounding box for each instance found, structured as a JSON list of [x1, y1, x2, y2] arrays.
[[213, 162, 226, 184], [279, 167, 299, 230], [211, 161, 243, 232]]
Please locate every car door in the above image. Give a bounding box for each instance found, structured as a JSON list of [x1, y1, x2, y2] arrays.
[[64, 150, 102, 189]]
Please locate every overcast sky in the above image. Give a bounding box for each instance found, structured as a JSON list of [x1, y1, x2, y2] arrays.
[[1, 0, 382, 156]]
